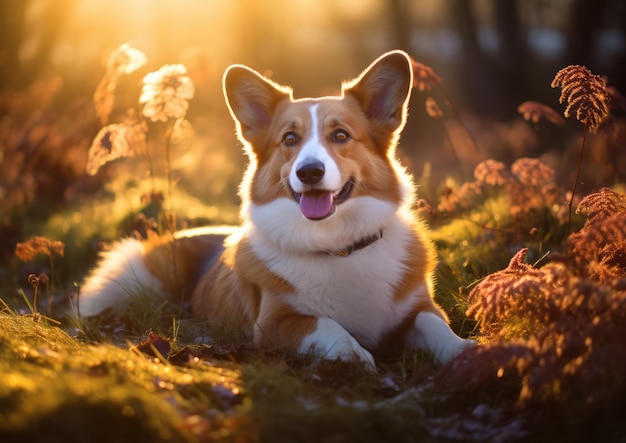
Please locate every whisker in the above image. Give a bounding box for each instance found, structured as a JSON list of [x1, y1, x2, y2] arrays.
[[276, 176, 293, 197], [356, 181, 369, 192]]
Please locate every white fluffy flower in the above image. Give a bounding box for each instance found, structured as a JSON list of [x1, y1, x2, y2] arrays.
[[139, 64, 195, 122], [107, 43, 147, 75]]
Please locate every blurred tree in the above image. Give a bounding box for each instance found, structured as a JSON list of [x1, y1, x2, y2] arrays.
[[566, 0, 609, 68], [449, 0, 529, 117], [0, 0, 28, 89], [0, 0, 74, 90], [492, 0, 529, 109], [566, 0, 626, 96], [389, 0, 411, 50]]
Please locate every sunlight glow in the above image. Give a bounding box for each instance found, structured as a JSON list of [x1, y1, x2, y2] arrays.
[[323, 0, 382, 21]]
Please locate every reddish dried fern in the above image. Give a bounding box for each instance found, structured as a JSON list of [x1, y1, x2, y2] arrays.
[[576, 187, 626, 226], [473, 159, 510, 186], [425, 96, 443, 119], [462, 243, 626, 411], [517, 101, 565, 126], [411, 60, 442, 92], [551, 65, 609, 130], [466, 249, 555, 338], [567, 188, 626, 282], [460, 186, 626, 415], [551, 65, 611, 234], [434, 157, 569, 237], [15, 237, 65, 262]]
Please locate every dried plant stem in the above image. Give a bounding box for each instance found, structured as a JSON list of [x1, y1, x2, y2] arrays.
[[439, 120, 466, 180], [163, 122, 180, 299], [32, 282, 39, 315], [47, 256, 55, 313], [438, 84, 479, 155], [567, 125, 588, 235], [26, 274, 40, 315], [144, 140, 157, 194], [74, 283, 81, 319], [165, 123, 174, 219]]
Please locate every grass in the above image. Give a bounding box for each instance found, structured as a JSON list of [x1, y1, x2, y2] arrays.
[[3, 172, 625, 442], [39, 175, 239, 271], [0, 304, 443, 443], [0, 311, 247, 442]]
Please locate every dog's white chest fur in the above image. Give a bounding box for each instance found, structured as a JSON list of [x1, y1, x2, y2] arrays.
[[249, 212, 420, 349]]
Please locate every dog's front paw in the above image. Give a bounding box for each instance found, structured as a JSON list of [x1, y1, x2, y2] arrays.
[[411, 312, 478, 365], [297, 317, 376, 371], [437, 338, 477, 365]]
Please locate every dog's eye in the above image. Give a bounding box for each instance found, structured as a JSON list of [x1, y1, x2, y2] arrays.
[[332, 129, 350, 143], [282, 132, 298, 146]]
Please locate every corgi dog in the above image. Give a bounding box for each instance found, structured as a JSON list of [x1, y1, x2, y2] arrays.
[[80, 50, 474, 369]]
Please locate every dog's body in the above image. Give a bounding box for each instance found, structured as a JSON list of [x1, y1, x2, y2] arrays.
[[80, 51, 474, 369]]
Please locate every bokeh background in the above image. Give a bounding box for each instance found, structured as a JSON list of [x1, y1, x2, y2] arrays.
[[2, 0, 626, 110]]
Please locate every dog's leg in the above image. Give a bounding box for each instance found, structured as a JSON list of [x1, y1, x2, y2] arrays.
[[407, 311, 476, 364], [255, 307, 376, 370], [297, 317, 376, 370]]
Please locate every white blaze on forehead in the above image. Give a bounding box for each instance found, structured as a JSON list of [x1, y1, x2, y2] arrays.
[[289, 104, 341, 192]]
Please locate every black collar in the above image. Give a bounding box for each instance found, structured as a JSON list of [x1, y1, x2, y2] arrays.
[[325, 230, 383, 257]]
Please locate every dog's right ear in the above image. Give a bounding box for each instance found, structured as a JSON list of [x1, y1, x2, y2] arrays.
[[223, 65, 292, 151]]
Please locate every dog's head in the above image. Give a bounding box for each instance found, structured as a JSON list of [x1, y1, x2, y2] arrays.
[[223, 51, 415, 250]]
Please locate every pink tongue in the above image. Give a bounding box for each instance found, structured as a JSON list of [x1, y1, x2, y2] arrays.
[[299, 191, 334, 219]]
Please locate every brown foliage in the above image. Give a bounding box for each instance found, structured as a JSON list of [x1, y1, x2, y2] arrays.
[[0, 78, 95, 221], [567, 188, 626, 282], [551, 65, 609, 130], [15, 236, 65, 261], [575, 186, 626, 226], [410, 60, 442, 92], [517, 101, 565, 126], [93, 43, 147, 125], [473, 159, 510, 186], [425, 96, 443, 119], [86, 120, 146, 176], [436, 157, 569, 231], [459, 189, 626, 411]]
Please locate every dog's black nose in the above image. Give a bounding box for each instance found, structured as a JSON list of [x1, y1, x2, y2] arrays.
[[296, 161, 325, 185]]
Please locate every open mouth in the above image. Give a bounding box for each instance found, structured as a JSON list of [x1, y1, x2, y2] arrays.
[[290, 178, 355, 220]]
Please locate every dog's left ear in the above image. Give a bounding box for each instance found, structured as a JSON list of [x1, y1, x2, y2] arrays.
[[342, 50, 413, 137]]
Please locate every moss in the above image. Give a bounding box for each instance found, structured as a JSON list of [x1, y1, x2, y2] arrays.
[[0, 313, 246, 443], [240, 360, 432, 443]]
